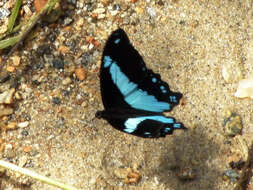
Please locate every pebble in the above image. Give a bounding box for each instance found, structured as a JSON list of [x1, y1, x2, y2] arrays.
[[52, 97, 61, 104], [0, 106, 13, 117], [17, 121, 29, 128], [62, 77, 72, 85], [37, 44, 52, 56], [125, 170, 141, 184], [0, 8, 10, 19], [6, 66, 15, 72], [0, 88, 15, 104], [63, 17, 73, 26], [52, 58, 65, 70], [75, 68, 86, 81], [19, 156, 28, 167], [235, 74, 253, 99], [23, 5, 32, 16], [6, 122, 17, 130], [223, 169, 240, 182], [81, 53, 89, 66], [93, 8, 105, 14], [147, 7, 156, 17], [11, 55, 21, 66], [58, 45, 70, 54], [223, 110, 242, 137], [23, 146, 32, 153], [114, 168, 129, 179]]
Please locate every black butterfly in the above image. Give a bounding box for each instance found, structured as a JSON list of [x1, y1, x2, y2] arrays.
[[96, 28, 186, 138]]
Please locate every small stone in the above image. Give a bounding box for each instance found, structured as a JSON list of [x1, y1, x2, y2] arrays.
[[135, 7, 144, 14], [147, 7, 156, 17], [113, 4, 121, 11], [0, 88, 15, 104], [6, 66, 15, 72], [0, 106, 13, 117], [63, 17, 73, 26], [75, 68, 86, 81], [23, 146, 32, 153], [76, 17, 84, 27], [81, 53, 89, 66], [223, 110, 243, 137], [52, 58, 64, 70], [58, 45, 70, 54], [21, 130, 29, 136], [23, 5, 32, 16], [15, 91, 22, 100], [0, 8, 10, 19], [34, 0, 47, 13], [52, 97, 61, 104], [37, 44, 51, 56], [12, 55, 21, 66], [235, 74, 253, 99], [17, 121, 29, 128], [125, 170, 141, 184], [19, 156, 28, 167], [93, 8, 105, 14], [0, 139, 5, 152], [6, 122, 17, 130], [62, 77, 72, 85], [223, 169, 240, 182], [114, 168, 129, 179]]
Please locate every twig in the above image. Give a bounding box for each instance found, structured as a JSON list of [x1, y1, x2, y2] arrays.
[[0, 160, 79, 190], [8, 0, 60, 55]]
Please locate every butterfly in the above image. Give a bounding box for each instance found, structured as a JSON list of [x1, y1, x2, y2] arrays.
[[95, 28, 186, 138]]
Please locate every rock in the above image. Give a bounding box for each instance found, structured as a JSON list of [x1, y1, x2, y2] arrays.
[[223, 169, 240, 182], [6, 122, 17, 130], [0, 106, 13, 117], [11, 55, 21, 66], [114, 168, 129, 179], [0, 88, 15, 104], [235, 74, 253, 99], [62, 77, 72, 85], [75, 67, 86, 81], [17, 121, 29, 128], [6, 66, 15, 72], [223, 110, 242, 136], [52, 58, 64, 70], [0, 8, 10, 19]]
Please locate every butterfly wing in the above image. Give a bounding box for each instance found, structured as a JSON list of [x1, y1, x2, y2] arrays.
[[97, 110, 185, 138], [100, 28, 182, 113]]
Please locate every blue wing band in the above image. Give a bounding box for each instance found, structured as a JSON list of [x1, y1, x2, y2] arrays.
[[103, 55, 171, 112]]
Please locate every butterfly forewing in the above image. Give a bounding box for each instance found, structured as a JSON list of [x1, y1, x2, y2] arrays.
[[101, 29, 182, 112]]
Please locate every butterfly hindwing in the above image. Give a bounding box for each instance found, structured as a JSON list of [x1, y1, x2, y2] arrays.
[[101, 28, 182, 113], [96, 109, 185, 138]]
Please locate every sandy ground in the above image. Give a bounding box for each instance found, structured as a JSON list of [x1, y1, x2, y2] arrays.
[[0, 0, 253, 189]]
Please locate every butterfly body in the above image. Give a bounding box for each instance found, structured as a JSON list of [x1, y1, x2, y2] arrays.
[[96, 28, 186, 138]]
